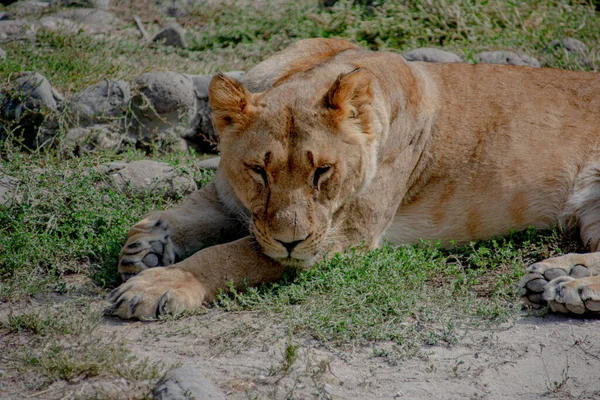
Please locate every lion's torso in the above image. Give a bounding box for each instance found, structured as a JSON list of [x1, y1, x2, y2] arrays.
[[216, 38, 600, 253]]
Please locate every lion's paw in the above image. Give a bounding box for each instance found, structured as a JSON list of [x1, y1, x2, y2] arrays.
[[543, 276, 600, 314], [106, 267, 205, 320], [119, 217, 177, 281], [518, 255, 592, 308]]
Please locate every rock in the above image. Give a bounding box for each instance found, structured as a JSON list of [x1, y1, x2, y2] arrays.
[[38, 16, 79, 33], [1, 72, 63, 148], [476, 51, 541, 68], [546, 37, 588, 54], [3, 72, 61, 118], [105, 160, 197, 198], [0, 20, 36, 41], [0, 176, 19, 206], [56, 0, 111, 10], [152, 22, 186, 48], [61, 124, 124, 154], [0, 13, 9, 21], [68, 80, 130, 125], [44, 9, 122, 34], [197, 156, 220, 170], [6, 1, 49, 18], [188, 71, 245, 150], [130, 71, 196, 147], [0, 48, 6, 61], [153, 365, 226, 400], [134, 71, 195, 118], [403, 48, 463, 63], [154, 0, 192, 18], [191, 71, 244, 100]]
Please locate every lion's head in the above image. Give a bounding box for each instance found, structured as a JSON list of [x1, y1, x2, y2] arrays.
[[208, 68, 379, 267]]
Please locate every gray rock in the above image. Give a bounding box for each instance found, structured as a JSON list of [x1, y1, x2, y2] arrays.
[[62, 124, 124, 154], [188, 71, 245, 150], [476, 51, 541, 68], [38, 16, 79, 33], [6, 1, 49, 18], [403, 48, 463, 63], [56, 0, 111, 10], [134, 71, 195, 118], [46, 9, 122, 34], [197, 156, 220, 170], [0, 176, 20, 206], [153, 365, 225, 400], [0, 48, 6, 61], [106, 160, 197, 198], [0, 20, 36, 40], [191, 71, 245, 100], [152, 22, 186, 48], [68, 80, 130, 124], [3, 72, 61, 118], [130, 71, 196, 147], [0, 13, 9, 21], [546, 37, 588, 54], [154, 0, 193, 18]]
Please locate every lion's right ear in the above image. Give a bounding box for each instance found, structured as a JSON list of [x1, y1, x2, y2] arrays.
[[209, 74, 255, 133]]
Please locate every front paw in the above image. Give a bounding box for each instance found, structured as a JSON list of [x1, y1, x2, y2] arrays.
[[106, 267, 205, 320], [118, 216, 177, 281]]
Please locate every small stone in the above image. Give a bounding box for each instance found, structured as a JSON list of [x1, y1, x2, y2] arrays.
[[197, 157, 220, 170], [107, 160, 197, 198], [45, 9, 122, 34], [152, 22, 186, 48], [153, 365, 226, 400], [6, 1, 49, 18], [61, 124, 123, 154], [0, 48, 6, 61], [403, 48, 463, 63], [0, 176, 19, 206], [57, 0, 111, 10], [476, 51, 541, 67], [546, 37, 588, 54]]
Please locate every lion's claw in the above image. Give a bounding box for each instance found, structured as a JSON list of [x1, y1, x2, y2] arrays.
[[105, 267, 205, 320]]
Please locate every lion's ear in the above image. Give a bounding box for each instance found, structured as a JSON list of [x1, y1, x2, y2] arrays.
[[209, 74, 255, 133], [324, 68, 373, 129]]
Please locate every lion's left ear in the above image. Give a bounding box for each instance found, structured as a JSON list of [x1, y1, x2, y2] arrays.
[[324, 68, 374, 132], [209, 74, 256, 133]]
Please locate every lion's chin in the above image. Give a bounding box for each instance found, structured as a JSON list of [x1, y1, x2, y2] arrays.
[[272, 255, 317, 269]]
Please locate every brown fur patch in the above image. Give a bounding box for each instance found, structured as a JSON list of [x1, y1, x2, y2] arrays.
[[508, 191, 527, 227]]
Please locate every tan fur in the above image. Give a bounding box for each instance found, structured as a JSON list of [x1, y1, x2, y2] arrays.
[[108, 39, 600, 319]]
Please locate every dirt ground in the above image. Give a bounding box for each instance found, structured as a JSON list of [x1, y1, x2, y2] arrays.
[[115, 311, 600, 399], [2, 294, 600, 399]]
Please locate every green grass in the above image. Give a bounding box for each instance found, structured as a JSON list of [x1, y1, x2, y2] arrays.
[[0, 149, 215, 300], [217, 228, 577, 350]]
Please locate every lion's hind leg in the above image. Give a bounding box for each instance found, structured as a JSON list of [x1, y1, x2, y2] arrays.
[[519, 160, 600, 314], [519, 253, 600, 313]]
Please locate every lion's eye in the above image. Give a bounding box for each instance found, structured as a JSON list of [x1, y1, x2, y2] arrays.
[[313, 165, 331, 188], [249, 165, 267, 185]]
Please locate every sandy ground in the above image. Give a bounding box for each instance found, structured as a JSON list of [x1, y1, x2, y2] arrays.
[[2, 296, 600, 399], [105, 310, 600, 399]]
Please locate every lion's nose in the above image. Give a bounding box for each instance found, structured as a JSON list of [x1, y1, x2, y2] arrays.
[[276, 239, 303, 255]]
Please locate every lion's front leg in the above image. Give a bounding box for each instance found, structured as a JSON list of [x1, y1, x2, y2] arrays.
[[519, 252, 600, 313], [108, 237, 285, 319], [118, 180, 248, 281]]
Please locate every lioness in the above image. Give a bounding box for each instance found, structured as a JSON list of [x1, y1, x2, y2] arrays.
[[108, 38, 600, 319]]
